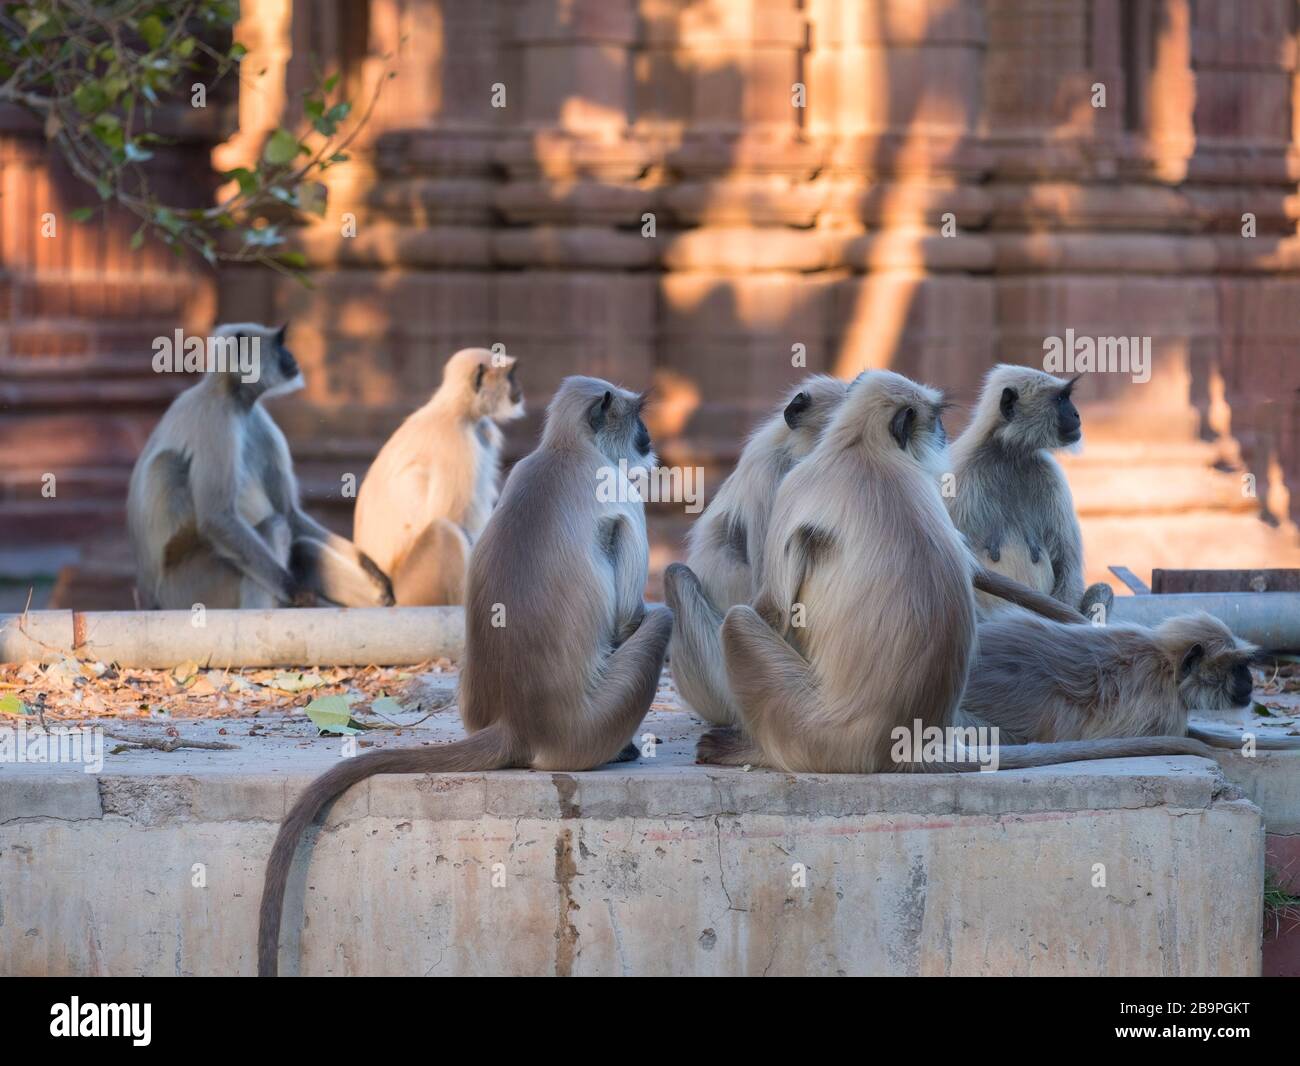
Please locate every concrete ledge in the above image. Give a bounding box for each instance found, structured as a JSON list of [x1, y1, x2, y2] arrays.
[[0, 711, 1266, 976]]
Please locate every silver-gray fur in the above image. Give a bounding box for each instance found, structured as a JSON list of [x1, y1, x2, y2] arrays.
[[127, 323, 393, 610], [666, 375, 848, 725], [696, 369, 1221, 774], [258, 375, 672, 975], [957, 609, 1260, 741], [947, 364, 1111, 616]]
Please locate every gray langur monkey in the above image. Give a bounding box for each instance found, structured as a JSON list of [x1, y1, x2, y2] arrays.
[[666, 375, 848, 725], [957, 609, 1300, 749], [696, 369, 1219, 774], [946, 364, 1113, 619], [353, 347, 524, 605], [259, 376, 673, 976], [127, 323, 394, 610]]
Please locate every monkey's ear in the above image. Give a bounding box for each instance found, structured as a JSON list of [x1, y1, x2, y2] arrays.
[[889, 406, 916, 450], [1178, 643, 1205, 680], [999, 387, 1018, 421], [274, 323, 288, 346], [783, 391, 812, 429], [588, 390, 613, 432], [1060, 375, 1081, 399], [473, 364, 487, 391]]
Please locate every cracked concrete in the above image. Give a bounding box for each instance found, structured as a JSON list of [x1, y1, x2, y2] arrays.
[[0, 705, 1275, 975]]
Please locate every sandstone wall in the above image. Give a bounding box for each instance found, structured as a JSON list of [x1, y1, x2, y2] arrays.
[[3, 0, 1300, 596]]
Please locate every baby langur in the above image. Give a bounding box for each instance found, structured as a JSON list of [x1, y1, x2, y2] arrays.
[[666, 376, 848, 725], [127, 323, 393, 610], [697, 369, 1217, 774], [947, 364, 1113, 619], [259, 376, 672, 976], [957, 609, 1300, 749], [353, 348, 523, 605]]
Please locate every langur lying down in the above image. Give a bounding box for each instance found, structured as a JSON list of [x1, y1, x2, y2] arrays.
[[956, 609, 1299, 749]]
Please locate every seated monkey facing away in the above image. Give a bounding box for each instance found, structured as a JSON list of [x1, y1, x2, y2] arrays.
[[258, 376, 672, 976], [946, 364, 1114, 619], [127, 323, 393, 610], [353, 348, 523, 605], [667, 375, 849, 726]]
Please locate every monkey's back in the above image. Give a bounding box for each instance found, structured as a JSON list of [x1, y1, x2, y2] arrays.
[[458, 446, 625, 744], [772, 448, 976, 769], [685, 417, 791, 610], [354, 403, 483, 574]]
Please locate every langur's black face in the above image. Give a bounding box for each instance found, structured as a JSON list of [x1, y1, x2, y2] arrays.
[[587, 388, 652, 461], [1179, 641, 1258, 710], [1055, 379, 1081, 445], [273, 324, 299, 381], [1229, 660, 1254, 706]]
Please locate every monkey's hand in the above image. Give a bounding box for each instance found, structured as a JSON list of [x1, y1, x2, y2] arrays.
[[614, 602, 646, 646]]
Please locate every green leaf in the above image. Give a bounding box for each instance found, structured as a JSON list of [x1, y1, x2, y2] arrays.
[[304, 695, 361, 735], [69, 206, 94, 223], [276, 251, 308, 270], [176, 36, 197, 59], [263, 128, 300, 166], [221, 167, 258, 195], [139, 14, 166, 51], [92, 112, 124, 149], [1253, 702, 1274, 718], [326, 102, 352, 124], [229, 41, 248, 60], [130, 227, 145, 251], [72, 83, 108, 115], [322, 73, 339, 93], [0, 694, 28, 716]]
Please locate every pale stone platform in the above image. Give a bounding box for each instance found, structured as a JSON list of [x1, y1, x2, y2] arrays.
[[0, 704, 1268, 976]]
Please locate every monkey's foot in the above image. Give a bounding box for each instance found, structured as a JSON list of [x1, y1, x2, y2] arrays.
[[696, 726, 763, 767]]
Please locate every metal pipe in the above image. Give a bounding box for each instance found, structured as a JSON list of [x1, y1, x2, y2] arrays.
[[1110, 592, 1300, 651], [0, 607, 465, 668]]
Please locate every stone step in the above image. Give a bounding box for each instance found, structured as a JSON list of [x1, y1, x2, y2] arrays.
[[0, 706, 1265, 976]]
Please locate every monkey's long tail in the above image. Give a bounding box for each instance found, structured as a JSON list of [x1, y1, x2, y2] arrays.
[[1188, 725, 1300, 751], [912, 735, 1219, 773], [257, 724, 516, 977], [663, 563, 741, 726], [973, 567, 1088, 625]]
